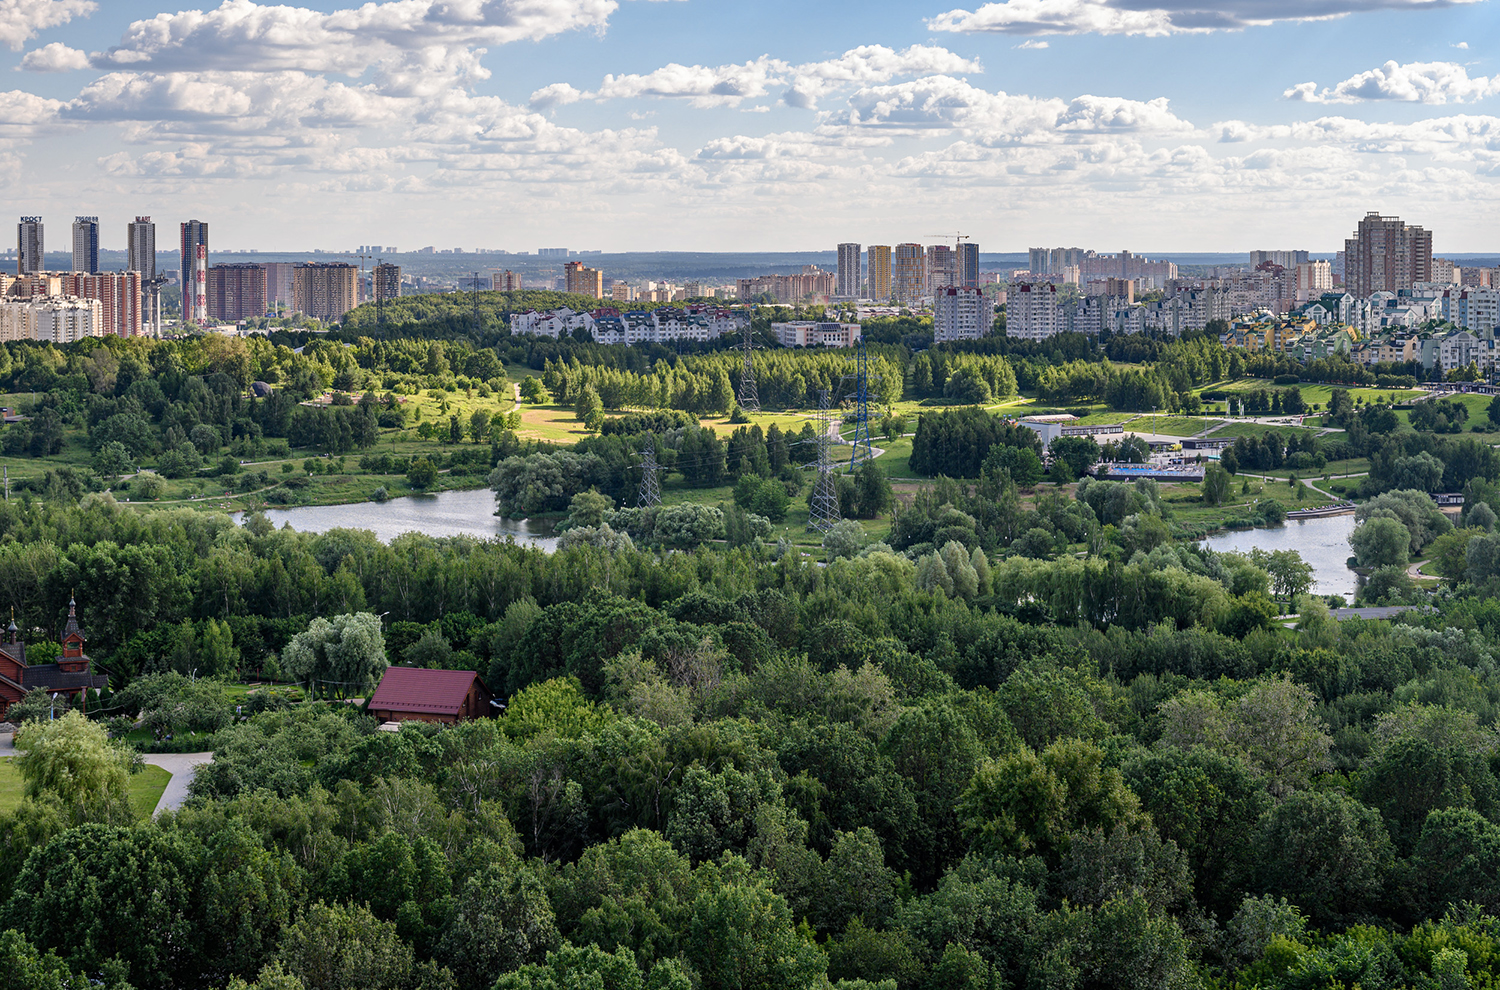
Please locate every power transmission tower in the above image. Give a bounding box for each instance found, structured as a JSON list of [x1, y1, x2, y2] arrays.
[[808, 389, 841, 532], [738, 321, 759, 412], [637, 439, 662, 508], [848, 336, 875, 470]]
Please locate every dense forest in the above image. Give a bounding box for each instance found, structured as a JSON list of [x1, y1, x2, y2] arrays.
[[8, 319, 1500, 989], [9, 491, 1500, 989]]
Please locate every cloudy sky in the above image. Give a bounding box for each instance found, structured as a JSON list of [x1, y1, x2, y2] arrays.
[[2, 0, 1497, 252]]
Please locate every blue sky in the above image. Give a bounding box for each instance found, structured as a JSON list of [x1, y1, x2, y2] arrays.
[[1, 0, 1497, 252]]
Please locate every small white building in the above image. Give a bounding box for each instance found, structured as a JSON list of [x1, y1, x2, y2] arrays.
[[771, 321, 861, 347]]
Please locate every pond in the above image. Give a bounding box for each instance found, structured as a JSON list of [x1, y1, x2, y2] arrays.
[[239, 487, 559, 551], [1200, 513, 1357, 600]]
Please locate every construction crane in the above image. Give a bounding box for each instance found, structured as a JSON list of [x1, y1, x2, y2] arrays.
[[925, 232, 973, 287]]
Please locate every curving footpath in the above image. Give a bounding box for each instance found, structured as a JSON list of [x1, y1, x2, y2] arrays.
[[144, 752, 215, 815]]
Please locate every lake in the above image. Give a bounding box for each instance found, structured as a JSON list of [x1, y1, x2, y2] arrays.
[[240, 488, 559, 551], [1200, 513, 1358, 600]]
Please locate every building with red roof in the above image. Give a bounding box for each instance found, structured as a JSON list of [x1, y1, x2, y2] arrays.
[[366, 667, 492, 725]]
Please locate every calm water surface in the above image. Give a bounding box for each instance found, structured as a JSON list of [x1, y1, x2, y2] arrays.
[[1200, 513, 1357, 600], [239, 488, 558, 550]]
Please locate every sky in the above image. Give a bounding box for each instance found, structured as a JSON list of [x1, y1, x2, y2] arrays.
[[1, 0, 1497, 253]]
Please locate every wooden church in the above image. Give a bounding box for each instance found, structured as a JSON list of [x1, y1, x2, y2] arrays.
[[0, 597, 110, 720]]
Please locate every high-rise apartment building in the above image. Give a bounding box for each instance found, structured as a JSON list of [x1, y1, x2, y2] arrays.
[[892, 243, 925, 305], [926, 244, 955, 293], [262, 262, 296, 309], [933, 287, 988, 342], [867, 246, 892, 302], [179, 219, 208, 295], [373, 263, 401, 304], [62, 271, 142, 337], [836, 242, 862, 298], [17, 218, 43, 276], [492, 270, 520, 292], [1343, 212, 1432, 298], [71, 217, 99, 274], [127, 217, 156, 277], [1029, 247, 1085, 275], [190, 245, 208, 324], [1007, 282, 1061, 341], [958, 242, 980, 289], [1295, 261, 1333, 303], [1249, 250, 1309, 269], [564, 261, 603, 299], [207, 264, 268, 321], [1432, 258, 1457, 284], [293, 262, 358, 321]]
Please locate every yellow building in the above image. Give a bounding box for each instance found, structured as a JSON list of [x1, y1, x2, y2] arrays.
[[867, 245, 892, 301]]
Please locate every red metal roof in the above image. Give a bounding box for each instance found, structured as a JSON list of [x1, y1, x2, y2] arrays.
[[368, 667, 480, 715]]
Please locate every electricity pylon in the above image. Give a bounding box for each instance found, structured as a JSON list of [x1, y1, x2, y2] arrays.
[[738, 321, 759, 412], [808, 389, 841, 532], [637, 439, 662, 508]]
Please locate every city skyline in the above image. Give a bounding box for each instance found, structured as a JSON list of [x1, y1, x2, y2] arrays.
[[0, 0, 1496, 251]]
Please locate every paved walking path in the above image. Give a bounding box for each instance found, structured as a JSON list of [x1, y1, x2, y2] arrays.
[[143, 752, 215, 815]]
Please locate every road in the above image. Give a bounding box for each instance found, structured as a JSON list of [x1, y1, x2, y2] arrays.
[[143, 752, 215, 815]]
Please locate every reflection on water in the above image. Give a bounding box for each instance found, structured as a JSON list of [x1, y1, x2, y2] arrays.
[[238, 487, 558, 551], [1200, 513, 1358, 600]]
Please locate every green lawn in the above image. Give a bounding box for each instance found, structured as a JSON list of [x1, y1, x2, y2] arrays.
[[1257, 457, 1371, 480], [0, 758, 171, 819], [1126, 416, 1220, 438], [1207, 422, 1327, 440], [1199, 378, 1426, 408], [1161, 478, 1334, 533]]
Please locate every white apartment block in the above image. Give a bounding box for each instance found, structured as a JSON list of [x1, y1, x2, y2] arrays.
[[771, 321, 861, 347], [1295, 261, 1332, 303], [1007, 282, 1061, 340], [513, 305, 739, 345], [1440, 331, 1481, 373], [1442, 288, 1500, 334], [0, 295, 103, 342], [933, 287, 988, 342]]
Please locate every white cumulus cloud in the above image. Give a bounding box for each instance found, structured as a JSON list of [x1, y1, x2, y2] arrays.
[[19, 41, 88, 71], [87, 0, 620, 95], [537, 44, 983, 110], [0, 0, 95, 52], [1285, 60, 1500, 104], [926, 0, 1484, 37]]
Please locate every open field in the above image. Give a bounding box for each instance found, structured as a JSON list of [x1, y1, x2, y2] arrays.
[[1199, 378, 1427, 407], [1207, 421, 1327, 440], [0, 757, 171, 818], [1255, 457, 1371, 480]]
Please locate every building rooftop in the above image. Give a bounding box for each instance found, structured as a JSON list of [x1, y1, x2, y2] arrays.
[[368, 666, 483, 715]]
